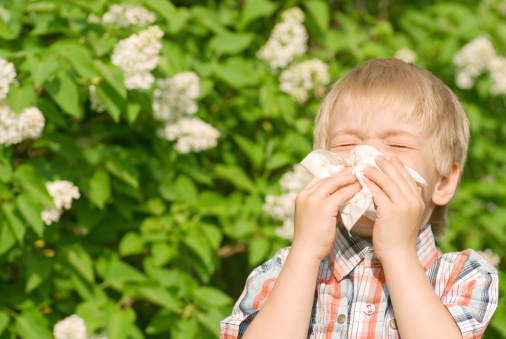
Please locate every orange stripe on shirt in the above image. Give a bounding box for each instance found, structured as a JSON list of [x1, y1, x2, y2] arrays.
[[441, 249, 472, 300], [252, 277, 276, 310]]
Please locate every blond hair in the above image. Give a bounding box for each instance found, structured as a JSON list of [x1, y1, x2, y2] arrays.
[[313, 58, 470, 237]]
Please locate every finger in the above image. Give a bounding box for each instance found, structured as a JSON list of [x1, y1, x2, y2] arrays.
[[329, 181, 362, 206], [362, 176, 391, 207], [389, 157, 420, 198], [304, 167, 354, 194], [362, 164, 405, 203], [302, 175, 323, 192], [310, 173, 358, 198]]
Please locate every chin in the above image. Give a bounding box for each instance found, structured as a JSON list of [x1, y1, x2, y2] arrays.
[[349, 216, 374, 238]]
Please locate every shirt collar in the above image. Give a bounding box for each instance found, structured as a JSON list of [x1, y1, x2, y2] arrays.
[[327, 223, 439, 281]]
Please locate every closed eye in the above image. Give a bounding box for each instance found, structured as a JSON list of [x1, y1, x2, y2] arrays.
[[389, 144, 408, 149]]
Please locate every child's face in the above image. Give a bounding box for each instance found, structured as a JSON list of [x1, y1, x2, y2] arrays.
[[326, 99, 442, 238]]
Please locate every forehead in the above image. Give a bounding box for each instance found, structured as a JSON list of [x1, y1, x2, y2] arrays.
[[328, 92, 423, 135]]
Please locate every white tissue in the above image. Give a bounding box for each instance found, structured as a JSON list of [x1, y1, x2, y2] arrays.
[[300, 145, 427, 233]]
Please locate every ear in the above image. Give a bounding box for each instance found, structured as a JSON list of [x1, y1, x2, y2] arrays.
[[432, 162, 460, 206]]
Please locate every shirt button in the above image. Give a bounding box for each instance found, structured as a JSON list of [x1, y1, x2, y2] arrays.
[[390, 319, 398, 329], [363, 303, 375, 316], [337, 314, 346, 324]]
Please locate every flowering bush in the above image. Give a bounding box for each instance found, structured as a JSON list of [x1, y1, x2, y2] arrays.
[[0, 1, 505, 339]]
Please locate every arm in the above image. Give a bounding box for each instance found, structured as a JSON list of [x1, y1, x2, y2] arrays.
[[363, 156, 462, 339], [243, 169, 361, 339]]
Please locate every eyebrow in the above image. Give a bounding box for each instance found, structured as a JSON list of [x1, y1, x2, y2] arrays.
[[330, 129, 420, 139]]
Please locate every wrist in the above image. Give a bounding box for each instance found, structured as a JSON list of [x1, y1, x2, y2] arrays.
[[289, 244, 325, 268], [376, 246, 418, 266]]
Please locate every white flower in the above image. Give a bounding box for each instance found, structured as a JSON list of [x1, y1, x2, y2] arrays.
[[279, 59, 330, 104], [453, 37, 495, 89], [157, 117, 220, 153], [41, 206, 62, 226], [111, 25, 163, 90], [53, 314, 87, 339], [455, 71, 473, 89], [275, 219, 294, 241], [263, 165, 312, 240], [395, 48, 417, 63], [279, 164, 312, 193], [101, 4, 155, 27], [477, 249, 501, 268], [46, 180, 81, 210], [152, 72, 200, 123], [0, 58, 16, 101], [488, 56, 506, 96], [89, 85, 106, 112], [281, 7, 305, 22], [41, 180, 80, 225], [263, 192, 297, 222], [257, 7, 308, 69], [0, 102, 45, 146], [87, 13, 101, 24]]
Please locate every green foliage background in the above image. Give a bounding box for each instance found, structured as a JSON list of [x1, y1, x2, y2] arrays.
[[0, 0, 505, 338]]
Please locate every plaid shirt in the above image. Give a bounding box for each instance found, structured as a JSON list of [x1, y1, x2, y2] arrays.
[[220, 223, 498, 339]]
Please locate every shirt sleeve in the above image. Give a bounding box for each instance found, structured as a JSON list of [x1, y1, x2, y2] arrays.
[[437, 249, 499, 339], [220, 247, 290, 339]]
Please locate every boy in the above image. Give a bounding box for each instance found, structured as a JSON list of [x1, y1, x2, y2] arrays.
[[220, 58, 498, 339]]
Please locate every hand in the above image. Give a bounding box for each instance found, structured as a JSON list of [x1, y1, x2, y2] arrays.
[[362, 156, 425, 262], [292, 167, 361, 262]]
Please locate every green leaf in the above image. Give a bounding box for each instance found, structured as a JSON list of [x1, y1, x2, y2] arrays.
[[303, 0, 330, 34], [142, 0, 176, 20], [0, 312, 9, 336], [76, 299, 108, 334], [0, 215, 16, 255], [107, 307, 136, 339], [16, 192, 43, 237], [15, 308, 52, 339], [146, 310, 176, 334], [93, 60, 127, 99], [105, 255, 147, 291], [80, 170, 111, 210], [105, 151, 139, 189], [7, 83, 36, 113], [214, 164, 256, 192], [184, 227, 213, 267], [191, 6, 227, 34], [25, 252, 52, 293], [59, 42, 98, 79], [209, 32, 255, 55], [193, 286, 233, 308], [201, 224, 222, 250], [62, 244, 95, 283], [32, 57, 59, 87], [0, 150, 12, 182], [137, 285, 183, 313], [13, 164, 53, 206], [265, 152, 293, 170], [239, 0, 277, 29], [44, 72, 82, 118], [96, 81, 124, 122], [36, 98, 67, 127], [119, 232, 144, 257], [0, 10, 21, 40], [248, 237, 270, 266], [233, 134, 264, 169], [159, 174, 197, 204], [213, 57, 259, 88], [2, 203, 25, 244], [126, 101, 141, 125], [196, 308, 224, 337]]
